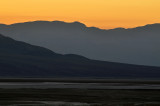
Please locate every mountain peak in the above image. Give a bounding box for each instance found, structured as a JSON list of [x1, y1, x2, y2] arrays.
[[72, 21, 86, 27], [51, 21, 86, 28]]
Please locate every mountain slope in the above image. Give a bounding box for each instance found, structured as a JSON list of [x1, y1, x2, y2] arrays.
[[0, 34, 60, 57], [0, 34, 160, 78], [0, 21, 159, 66]]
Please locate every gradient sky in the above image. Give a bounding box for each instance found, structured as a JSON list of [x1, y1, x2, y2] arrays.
[[0, 0, 160, 29]]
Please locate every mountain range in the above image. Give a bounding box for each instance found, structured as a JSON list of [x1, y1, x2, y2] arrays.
[[0, 21, 159, 66], [0, 33, 160, 78]]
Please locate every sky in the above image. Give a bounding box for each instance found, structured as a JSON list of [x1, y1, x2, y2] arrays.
[[0, 0, 160, 29]]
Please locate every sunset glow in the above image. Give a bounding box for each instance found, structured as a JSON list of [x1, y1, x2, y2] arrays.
[[0, 0, 160, 29]]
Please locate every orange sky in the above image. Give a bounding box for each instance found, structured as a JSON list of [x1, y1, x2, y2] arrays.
[[0, 0, 160, 29]]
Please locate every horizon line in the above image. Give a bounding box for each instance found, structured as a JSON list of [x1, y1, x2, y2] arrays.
[[0, 20, 160, 30]]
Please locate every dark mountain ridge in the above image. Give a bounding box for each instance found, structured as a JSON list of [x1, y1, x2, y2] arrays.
[[0, 33, 160, 78], [0, 34, 58, 57], [0, 21, 160, 66]]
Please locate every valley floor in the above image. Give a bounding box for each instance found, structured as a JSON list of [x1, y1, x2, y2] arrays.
[[0, 79, 160, 106], [0, 88, 160, 106]]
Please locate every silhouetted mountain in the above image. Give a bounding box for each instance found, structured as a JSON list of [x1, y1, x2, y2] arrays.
[[0, 33, 160, 78], [0, 21, 160, 66], [0, 34, 60, 57]]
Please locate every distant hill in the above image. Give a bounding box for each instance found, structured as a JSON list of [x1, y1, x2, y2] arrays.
[[0, 21, 160, 66], [0, 33, 160, 78]]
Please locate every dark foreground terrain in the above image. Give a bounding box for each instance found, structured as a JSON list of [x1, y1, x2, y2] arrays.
[[0, 88, 160, 106]]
